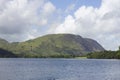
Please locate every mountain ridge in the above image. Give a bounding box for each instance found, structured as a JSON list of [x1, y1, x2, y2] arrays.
[[0, 34, 105, 58]]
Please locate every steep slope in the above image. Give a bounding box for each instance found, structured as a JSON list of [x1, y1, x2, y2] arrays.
[[13, 34, 104, 57], [83, 38, 105, 52], [0, 38, 9, 50]]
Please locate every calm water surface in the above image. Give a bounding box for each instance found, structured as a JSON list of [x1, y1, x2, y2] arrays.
[[0, 58, 120, 80]]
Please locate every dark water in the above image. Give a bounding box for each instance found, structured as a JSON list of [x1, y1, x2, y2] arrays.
[[0, 59, 120, 80]]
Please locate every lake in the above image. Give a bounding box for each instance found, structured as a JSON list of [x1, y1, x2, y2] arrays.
[[0, 58, 120, 80]]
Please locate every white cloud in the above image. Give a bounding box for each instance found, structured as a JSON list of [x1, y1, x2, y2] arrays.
[[52, 0, 120, 50], [43, 1, 56, 15], [55, 15, 76, 33], [0, 0, 56, 42]]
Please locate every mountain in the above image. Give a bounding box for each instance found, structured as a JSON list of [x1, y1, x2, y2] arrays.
[[11, 34, 104, 57], [0, 38, 9, 49], [0, 34, 105, 58]]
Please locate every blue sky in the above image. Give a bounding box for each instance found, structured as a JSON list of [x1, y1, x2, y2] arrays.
[[0, 0, 120, 50], [50, 0, 101, 10], [49, 0, 101, 17]]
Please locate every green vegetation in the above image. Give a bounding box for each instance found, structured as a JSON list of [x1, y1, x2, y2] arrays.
[[87, 47, 120, 59], [75, 56, 87, 59], [0, 34, 104, 58]]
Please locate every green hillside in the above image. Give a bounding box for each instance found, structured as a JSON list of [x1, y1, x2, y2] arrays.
[[0, 34, 105, 58], [0, 38, 9, 50]]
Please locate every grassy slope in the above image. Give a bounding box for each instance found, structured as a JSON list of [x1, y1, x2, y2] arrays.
[[0, 38, 9, 50], [12, 34, 83, 57], [0, 34, 105, 58]]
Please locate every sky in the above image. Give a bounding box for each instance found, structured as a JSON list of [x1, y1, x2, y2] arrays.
[[0, 0, 120, 50]]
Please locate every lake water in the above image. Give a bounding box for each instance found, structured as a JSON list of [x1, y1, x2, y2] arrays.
[[0, 59, 120, 80]]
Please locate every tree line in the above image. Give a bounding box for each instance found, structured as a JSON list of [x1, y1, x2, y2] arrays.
[[87, 46, 120, 59]]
